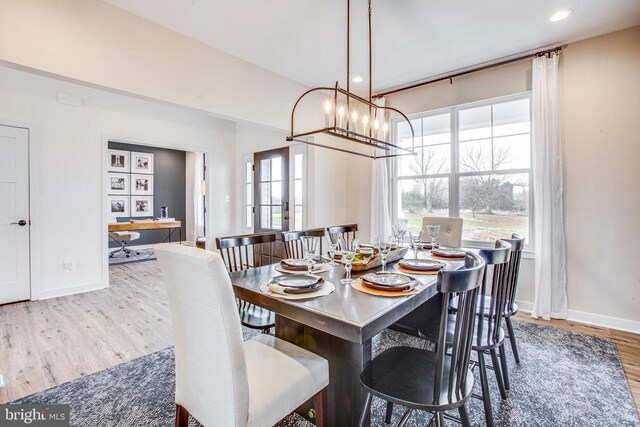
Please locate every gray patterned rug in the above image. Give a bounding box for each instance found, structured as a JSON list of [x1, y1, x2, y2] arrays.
[[108, 248, 156, 265], [14, 321, 639, 426]]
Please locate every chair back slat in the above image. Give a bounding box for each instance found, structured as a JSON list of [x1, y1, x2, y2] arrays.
[[327, 224, 357, 247], [215, 232, 277, 272], [433, 252, 484, 405], [502, 233, 525, 310], [477, 240, 512, 346], [281, 228, 325, 259]]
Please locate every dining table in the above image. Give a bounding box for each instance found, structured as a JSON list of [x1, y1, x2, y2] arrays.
[[229, 251, 465, 426]]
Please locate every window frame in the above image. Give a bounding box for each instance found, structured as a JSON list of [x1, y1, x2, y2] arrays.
[[390, 92, 534, 251]]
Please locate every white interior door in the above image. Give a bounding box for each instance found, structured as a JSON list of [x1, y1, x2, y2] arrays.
[[0, 125, 30, 304]]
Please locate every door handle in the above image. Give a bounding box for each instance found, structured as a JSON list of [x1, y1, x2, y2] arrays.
[[283, 202, 289, 212], [10, 220, 27, 226]]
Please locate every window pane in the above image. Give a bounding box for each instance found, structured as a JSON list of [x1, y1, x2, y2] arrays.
[[271, 181, 282, 205], [399, 145, 450, 176], [246, 206, 252, 228], [260, 206, 270, 229], [295, 154, 303, 179], [397, 118, 421, 148], [294, 206, 303, 231], [260, 158, 270, 181], [397, 178, 449, 234], [260, 182, 270, 205], [246, 184, 252, 205], [295, 180, 303, 205], [493, 134, 531, 170], [272, 157, 282, 181], [459, 139, 492, 172], [422, 113, 450, 146], [459, 105, 491, 141], [459, 173, 529, 242], [493, 99, 530, 137], [246, 162, 252, 183], [271, 206, 282, 230]]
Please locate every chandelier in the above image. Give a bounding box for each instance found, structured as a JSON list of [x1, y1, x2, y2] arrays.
[[286, 0, 416, 159]]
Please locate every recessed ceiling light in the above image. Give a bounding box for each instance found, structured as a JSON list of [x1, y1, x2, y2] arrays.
[[352, 75, 363, 83], [550, 8, 574, 22]]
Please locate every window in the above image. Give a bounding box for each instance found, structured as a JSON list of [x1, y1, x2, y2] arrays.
[[392, 93, 532, 246], [244, 160, 253, 229], [293, 153, 304, 230]]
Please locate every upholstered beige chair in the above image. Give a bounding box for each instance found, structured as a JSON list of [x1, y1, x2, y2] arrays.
[[156, 244, 329, 427], [421, 216, 463, 248]]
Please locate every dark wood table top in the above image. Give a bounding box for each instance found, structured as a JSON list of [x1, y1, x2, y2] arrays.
[[229, 255, 464, 344]]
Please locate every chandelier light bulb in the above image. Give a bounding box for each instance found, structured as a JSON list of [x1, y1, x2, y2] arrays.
[[324, 100, 332, 114], [338, 106, 345, 117], [351, 110, 358, 123], [373, 119, 380, 130]]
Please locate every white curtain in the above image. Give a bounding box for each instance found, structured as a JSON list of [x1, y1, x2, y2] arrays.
[[531, 54, 568, 320], [370, 97, 393, 242], [193, 152, 205, 239]]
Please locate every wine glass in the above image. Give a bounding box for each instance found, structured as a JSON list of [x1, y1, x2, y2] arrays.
[[426, 225, 440, 252], [409, 230, 423, 260], [300, 236, 319, 274], [397, 219, 408, 246], [391, 225, 400, 248], [376, 236, 392, 272], [340, 238, 358, 285], [326, 229, 340, 268]]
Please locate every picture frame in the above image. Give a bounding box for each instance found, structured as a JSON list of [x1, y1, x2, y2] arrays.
[[108, 172, 130, 195], [130, 174, 154, 196], [108, 149, 130, 173], [131, 196, 154, 217], [131, 151, 154, 174], [107, 196, 130, 218]]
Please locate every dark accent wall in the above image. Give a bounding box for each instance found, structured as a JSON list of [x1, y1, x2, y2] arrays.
[[108, 141, 186, 247]]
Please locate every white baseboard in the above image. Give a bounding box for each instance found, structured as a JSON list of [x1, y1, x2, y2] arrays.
[[33, 281, 108, 301], [516, 300, 640, 335]]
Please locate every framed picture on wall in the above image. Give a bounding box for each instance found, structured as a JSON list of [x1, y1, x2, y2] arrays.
[[108, 149, 130, 172], [131, 152, 154, 174], [131, 196, 154, 217], [130, 174, 153, 195], [108, 196, 130, 218], [108, 172, 130, 195]]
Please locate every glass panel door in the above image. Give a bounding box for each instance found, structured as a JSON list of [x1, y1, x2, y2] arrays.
[[254, 147, 290, 233]]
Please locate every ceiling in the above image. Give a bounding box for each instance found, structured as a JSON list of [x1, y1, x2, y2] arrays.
[[102, 0, 640, 93]]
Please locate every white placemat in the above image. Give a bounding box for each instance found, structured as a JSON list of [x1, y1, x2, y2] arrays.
[[274, 263, 331, 274], [259, 281, 335, 300]]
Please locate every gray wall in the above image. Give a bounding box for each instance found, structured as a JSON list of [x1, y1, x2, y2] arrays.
[[108, 141, 186, 247]]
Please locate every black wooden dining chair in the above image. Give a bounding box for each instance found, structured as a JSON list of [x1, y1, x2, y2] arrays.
[[421, 240, 512, 427], [358, 252, 485, 427], [327, 224, 358, 246], [501, 233, 525, 364], [215, 232, 276, 333], [281, 228, 325, 259]]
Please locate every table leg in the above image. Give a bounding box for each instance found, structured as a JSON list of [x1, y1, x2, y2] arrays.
[[275, 315, 372, 426]]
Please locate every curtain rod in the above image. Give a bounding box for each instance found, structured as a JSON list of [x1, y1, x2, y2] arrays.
[[374, 44, 566, 98]]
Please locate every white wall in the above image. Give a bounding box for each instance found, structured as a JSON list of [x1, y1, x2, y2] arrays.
[[0, 0, 311, 131], [185, 152, 196, 244], [383, 26, 640, 332], [0, 66, 236, 299]]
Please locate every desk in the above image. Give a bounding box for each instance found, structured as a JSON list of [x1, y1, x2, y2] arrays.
[[229, 254, 464, 426], [108, 221, 182, 244]]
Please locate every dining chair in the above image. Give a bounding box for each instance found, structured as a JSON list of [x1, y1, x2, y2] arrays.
[[358, 252, 485, 427], [426, 240, 512, 427], [327, 224, 358, 246], [215, 232, 277, 333], [499, 233, 525, 364], [155, 244, 329, 427], [421, 217, 463, 248], [281, 228, 325, 259]]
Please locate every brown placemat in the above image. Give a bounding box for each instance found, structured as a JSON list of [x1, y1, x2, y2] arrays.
[[351, 278, 419, 297], [392, 264, 440, 275]]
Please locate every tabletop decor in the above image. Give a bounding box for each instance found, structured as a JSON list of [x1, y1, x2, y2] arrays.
[[351, 278, 421, 297], [259, 279, 335, 301], [274, 263, 330, 274], [431, 247, 466, 260]]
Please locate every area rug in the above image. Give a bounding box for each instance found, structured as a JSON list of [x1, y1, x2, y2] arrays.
[[13, 321, 639, 426], [108, 248, 156, 265]]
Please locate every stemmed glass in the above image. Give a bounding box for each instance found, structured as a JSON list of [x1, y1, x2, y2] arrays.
[[376, 236, 392, 272], [339, 237, 358, 285], [395, 219, 408, 247], [426, 225, 440, 252], [326, 229, 340, 268], [300, 236, 319, 274], [409, 231, 423, 260]]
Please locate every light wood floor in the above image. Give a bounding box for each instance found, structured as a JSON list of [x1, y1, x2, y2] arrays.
[[0, 260, 638, 417]]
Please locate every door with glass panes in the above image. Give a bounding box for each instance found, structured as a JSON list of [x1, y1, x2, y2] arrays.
[[254, 147, 289, 233]]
